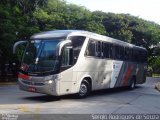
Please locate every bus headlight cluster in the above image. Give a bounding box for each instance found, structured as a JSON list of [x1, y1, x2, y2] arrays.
[[45, 75, 53, 81], [44, 74, 61, 81], [44, 74, 61, 84], [53, 74, 61, 80], [45, 80, 53, 84]]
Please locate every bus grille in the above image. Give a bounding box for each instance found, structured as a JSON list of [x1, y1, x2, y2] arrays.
[[21, 80, 45, 86]]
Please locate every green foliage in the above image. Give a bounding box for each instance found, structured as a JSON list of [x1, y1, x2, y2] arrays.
[[148, 56, 160, 74], [0, 0, 160, 73]]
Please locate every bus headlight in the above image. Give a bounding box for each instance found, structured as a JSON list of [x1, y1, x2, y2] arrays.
[[44, 74, 61, 83], [48, 80, 53, 84]]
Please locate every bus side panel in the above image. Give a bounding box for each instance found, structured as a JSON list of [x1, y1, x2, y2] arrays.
[[59, 67, 74, 95], [75, 57, 100, 90], [74, 58, 147, 91], [76, 71, 98, 90], [110, 61, 123, 88], [113, 61, 130, 87], [76, 57, 114, 90], [113, 61, 147, 87], [98, 59, 112, 89]]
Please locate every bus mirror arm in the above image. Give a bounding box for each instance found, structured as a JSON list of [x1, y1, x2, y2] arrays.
[[56, 40, 72, 56], [13, 41, 27, 54]]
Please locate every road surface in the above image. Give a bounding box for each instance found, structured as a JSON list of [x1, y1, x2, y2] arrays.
[[0, 77, 160, 115]]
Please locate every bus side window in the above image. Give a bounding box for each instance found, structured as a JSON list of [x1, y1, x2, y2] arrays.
[[125, 47, 132, 61], [133, 49, 138, 62], [125, 47, 129, 61], [103, 42, 110, 58], [101, 42, 104, 57], [69, 36, 86, 64], [119, 46, 124, 60], [114, 45, 121, 60], [85, 40, 96, 57], [113, 44, 124, 60], [110, 44, 113, 59], [96, 41, 101, 57], [129, 48, 133, 61]]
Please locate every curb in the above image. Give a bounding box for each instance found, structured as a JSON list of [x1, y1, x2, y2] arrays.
[[0, 82, 17, 86]]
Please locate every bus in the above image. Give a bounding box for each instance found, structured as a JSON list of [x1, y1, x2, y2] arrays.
[[13, 30, 148, 98]]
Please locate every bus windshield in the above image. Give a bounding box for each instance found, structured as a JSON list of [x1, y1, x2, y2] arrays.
[[21, 39, 61, 74]]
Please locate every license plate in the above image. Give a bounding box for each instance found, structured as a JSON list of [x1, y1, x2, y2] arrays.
[[28, 87, 36, 92]]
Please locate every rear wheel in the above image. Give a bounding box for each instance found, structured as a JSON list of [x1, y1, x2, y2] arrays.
[[77, 80, 91, 98], [129, 77, 136, 90]]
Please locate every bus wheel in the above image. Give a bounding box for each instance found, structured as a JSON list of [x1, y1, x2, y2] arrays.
[[77, 80, 91, 98], [129, 77, 136, 90]]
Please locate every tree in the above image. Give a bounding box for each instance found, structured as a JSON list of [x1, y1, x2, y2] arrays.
[[0, 0, 160, 75]]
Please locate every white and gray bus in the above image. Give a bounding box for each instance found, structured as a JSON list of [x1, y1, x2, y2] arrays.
[[14, 30, 148, 98]]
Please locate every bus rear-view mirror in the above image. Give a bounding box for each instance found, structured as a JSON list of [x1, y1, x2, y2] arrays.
[[56, 40, 72, 56], [13, 41, 27, 54]]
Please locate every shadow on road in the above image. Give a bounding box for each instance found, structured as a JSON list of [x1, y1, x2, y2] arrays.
[[21, 86, 143, 102], [22, 95, 61, 102], [0, 85, 144, 105], [88, 86, 142, 98]]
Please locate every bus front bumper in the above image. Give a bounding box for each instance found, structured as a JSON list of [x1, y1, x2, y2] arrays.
[[18, 79, 59, 96]]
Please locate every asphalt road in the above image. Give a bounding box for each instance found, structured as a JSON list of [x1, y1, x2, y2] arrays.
[[0, 77, 160, 114]]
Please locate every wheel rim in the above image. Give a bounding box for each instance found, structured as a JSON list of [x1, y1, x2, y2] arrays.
[[131, 81, 135, 89], [79, 83, 88, 96]]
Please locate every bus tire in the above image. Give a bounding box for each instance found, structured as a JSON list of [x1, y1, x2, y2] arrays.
[[77, 80, 91, 98], [129, 77, 136, 90]]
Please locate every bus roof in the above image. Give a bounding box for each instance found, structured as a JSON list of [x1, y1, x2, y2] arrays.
[[30, 30, 147, 51], [30, 30, 76, 39]]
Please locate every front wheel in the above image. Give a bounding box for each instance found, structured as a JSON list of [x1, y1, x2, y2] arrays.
[[77, 80, 91, 98]]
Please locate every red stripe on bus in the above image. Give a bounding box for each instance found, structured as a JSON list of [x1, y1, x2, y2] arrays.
[[123, 66, 132, 86]]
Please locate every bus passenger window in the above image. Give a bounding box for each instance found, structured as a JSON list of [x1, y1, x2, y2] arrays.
[[110, 44, 113, 59], [101, 42, 104, 57], [133, 49, 139, 62], [85, 40, 96, 57], [96, 41, 101, 57], [119, 46, 124, 60], [114, 45, 121, 60], [125, 47, 132, 61], [69, 36, 85, 64], [103, 42, 110, 58]]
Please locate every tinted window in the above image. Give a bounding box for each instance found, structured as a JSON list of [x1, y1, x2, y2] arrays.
[[86, 40, 114, 59], [113, 45, 124, 60], [125, 47, 132, 61], [96, 41, 101, 57], [103, 42, 112, 58], [133, 49, 139, 62], [85, 38, 147, 62], [86, 40, 96, 57]]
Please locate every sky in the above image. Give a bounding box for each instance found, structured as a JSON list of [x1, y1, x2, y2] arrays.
[[66, 0, 160, 25]]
